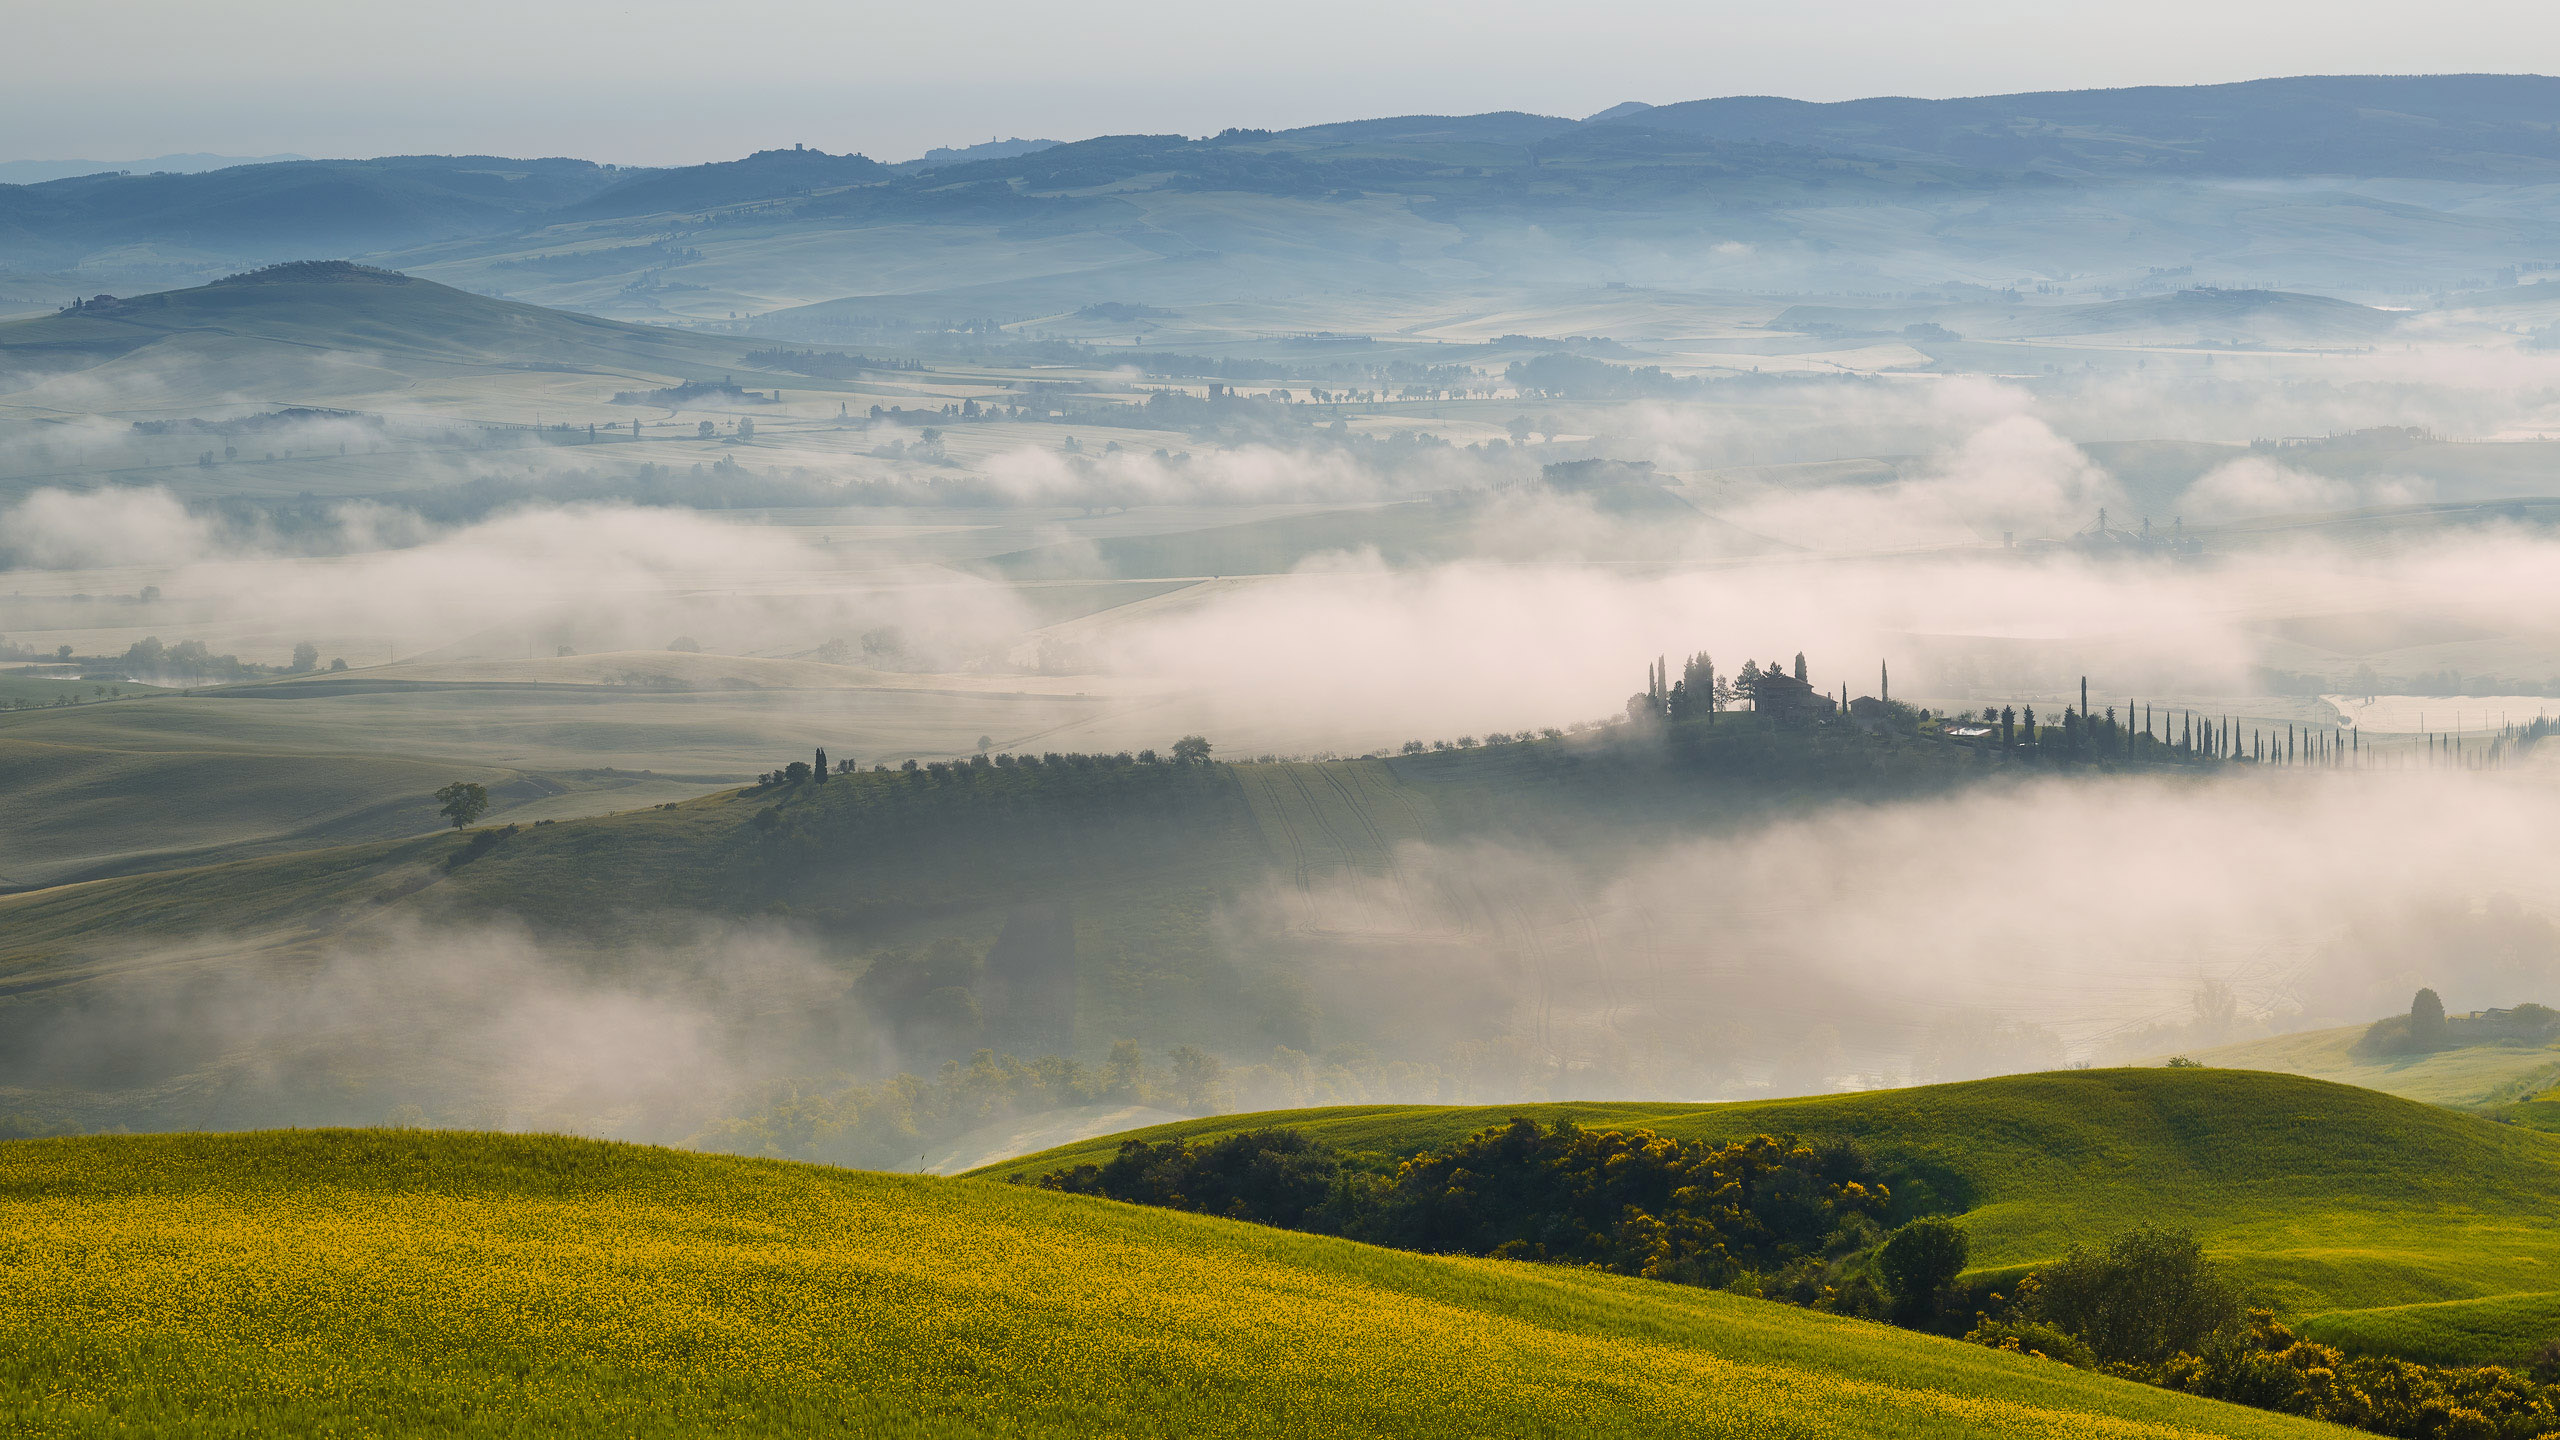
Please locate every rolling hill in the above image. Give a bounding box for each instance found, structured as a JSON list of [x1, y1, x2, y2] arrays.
[[0, 1127, 2336, 1438], [0, 714, 1979, 967], [0, 260, 745, 395], [1605, 74, 2560, 180], [0, 155, 622, 271], [981, 1067, 2560, 1368], [2179, 1021, 2560, 1109], [13, 76, 2557, 321], [0, 692, 726, 890], [0, 719, 1983, 1134]]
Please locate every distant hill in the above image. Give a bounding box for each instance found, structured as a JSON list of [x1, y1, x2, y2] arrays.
[[562, 146, 885, 219], [1991, 289, 2402, 345], [0, 260, 746, 397], [890, 136, 1062, 172], [987, 1067, 2560, 1367], [0, 152, 306, 185], [0, 1128, 2331, 1438], [7, 75, 2558, 302], [0, 155, 621, 270], [1600, 74, 2560, 180], [1772, 287, 2402, 350]]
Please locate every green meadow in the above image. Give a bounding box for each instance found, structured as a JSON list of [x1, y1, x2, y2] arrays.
[[0, 1127, 2337, 1439], [984, 1068, 2560, 1368]]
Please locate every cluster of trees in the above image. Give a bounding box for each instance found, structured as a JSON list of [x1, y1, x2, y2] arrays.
[[1031, 1108, 2560, 1439], [2357, 988, 2558, 1057], [2155, 1311, 2560, 1436], [1628, 650, 1900, 729], [1507, 353, 1872, 402], [1959, 684, 2363, 770], [609, 379, 778, 407], [1397, 728, 1565, 754], [1973, 1225, 2560, 1438], [753, 738, 1212, 791], [102, 635, 344, 683], [0, 679, 143, 710], [1037, 1119, 1957, 1316], [740, 347, 921, 377]]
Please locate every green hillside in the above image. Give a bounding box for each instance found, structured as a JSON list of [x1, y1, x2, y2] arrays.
[[0, 1128, 2334, 1438], [2179, 1022, 2560, 1109], [0, 695, 722, 890], [0, 713, 1973, 972], [978, 1068, 2560, 1368], [0, 719, 1982, 1132]]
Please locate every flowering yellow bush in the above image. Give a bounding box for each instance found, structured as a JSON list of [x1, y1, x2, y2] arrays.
[[0, 1130, 2332, 1437]]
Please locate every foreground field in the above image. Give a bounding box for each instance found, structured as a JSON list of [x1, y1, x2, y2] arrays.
[[0, 1129, 2334, 1438], [982, 1069, 2560, 1368]]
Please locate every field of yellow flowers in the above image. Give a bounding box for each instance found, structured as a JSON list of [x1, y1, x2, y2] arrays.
[[0, 1129, 2335, 1437]]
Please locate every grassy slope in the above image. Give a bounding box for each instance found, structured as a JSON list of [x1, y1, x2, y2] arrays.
[[0, 714, 1972, 982], [0, 695, 728, 889], [2181, 1022, 2560, 1108], [0, 1128, 2335, 1439], [976, 1068, 2560, 1368]]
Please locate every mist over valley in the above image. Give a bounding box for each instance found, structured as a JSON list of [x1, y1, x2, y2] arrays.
[[11, 51, 2560, 1438]]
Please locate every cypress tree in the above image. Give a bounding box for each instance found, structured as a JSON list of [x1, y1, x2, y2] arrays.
[[2410, 988, 2448, 1050]]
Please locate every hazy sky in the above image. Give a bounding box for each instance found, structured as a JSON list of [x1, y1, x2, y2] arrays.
[[12, 0, 2559, 166]]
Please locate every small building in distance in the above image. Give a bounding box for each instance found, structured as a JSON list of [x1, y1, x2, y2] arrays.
[[2049, 509, 2204, 558], [1747, 669, 1838, 723]]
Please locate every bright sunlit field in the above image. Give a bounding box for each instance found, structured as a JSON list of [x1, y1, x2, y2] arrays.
[[0, 1128, 2335, 1439]]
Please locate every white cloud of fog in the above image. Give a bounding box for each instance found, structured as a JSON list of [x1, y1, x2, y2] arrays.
[[20, 915, 864, 1137], [1093, 526, 2560, 743], [2179, 454, 2433, 521], [977, 439, 1474, 505], [0, 488, 1036, 667], [1691, 413, 2121, 550], [0, 484, 216, 568], [1278, 766, 2560, 1093]]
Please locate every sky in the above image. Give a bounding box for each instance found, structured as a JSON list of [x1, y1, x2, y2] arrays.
[[10, 0, 2560, 166]]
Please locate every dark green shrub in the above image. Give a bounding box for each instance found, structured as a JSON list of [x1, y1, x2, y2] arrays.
[[1877, 1216, 1969, 1325], [2026, 1224, 2242, 1366]]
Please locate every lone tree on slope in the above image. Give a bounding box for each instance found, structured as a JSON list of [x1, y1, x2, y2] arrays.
[[434, 781, 490, 830], [1877, 1217, 1969, 1326], [1171, 735, 1213, 764], [2410, 987, 2449, 1050]]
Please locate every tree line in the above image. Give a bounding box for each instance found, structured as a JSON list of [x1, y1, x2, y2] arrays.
[[1035, 1118, 1934, 1314], [1041, 1117, 2560, 1439]]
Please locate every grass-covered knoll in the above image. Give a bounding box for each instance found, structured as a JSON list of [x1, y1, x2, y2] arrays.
[[0, 1128, 2334, 1438], [0, 694, 727, 890], [0, 261, 745, 382], [980, 1068, 2560, 1367], [2180, 1021, 2560, 1108]]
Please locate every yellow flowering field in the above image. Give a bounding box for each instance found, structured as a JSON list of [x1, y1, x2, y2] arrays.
[[0, 1130, 2336, 1437]]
